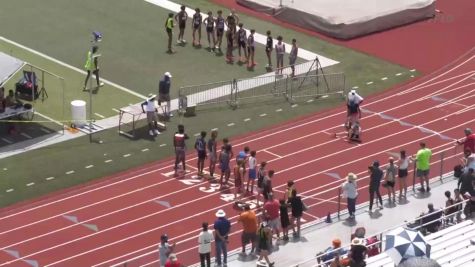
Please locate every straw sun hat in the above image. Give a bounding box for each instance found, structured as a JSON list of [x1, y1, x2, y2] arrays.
[[346, 173, 357, 182]]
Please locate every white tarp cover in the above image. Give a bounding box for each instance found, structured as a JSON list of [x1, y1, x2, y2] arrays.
[[0, 52, 25, 86], [236, 0, 436, 39]]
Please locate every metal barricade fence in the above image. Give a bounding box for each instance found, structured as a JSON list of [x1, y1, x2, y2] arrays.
[[234, 74, 288, 104], [178, 79, 236, 109], [287, 73, 346, 102]]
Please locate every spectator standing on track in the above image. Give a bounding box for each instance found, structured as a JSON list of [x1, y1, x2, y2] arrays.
[[275, 36, 285, 75], [165, 13, 175, 53], [246, 150, 257, 193], [198, 222, 213, 267], [158, 72, 173, 118], [192, 8, 202, 46], [175, 5, 188, 44], [238, 205, 258, 256], [247, 29, 256, 68], [456, 128, 475, 153], [204, 11, 216, 51], [207, 130, 218, 179], [219, 144, 232, 189], [141, 95, 161, 136], [384, 157, 397, 204], [214, 209, 231, 267], [368, 160, 384, 213], [342, 173, 358, 219], [257, 222, 275, 267], [263, 193, 281, 240], [195, 131, 207, 177], [265, 30, 273, 70], [279, 199, 290, 241], [256, 161, 267, 206], [289, 38, 298, 77], [288, 189, 304, 238], [214, 10, 225, 52], [415, 142, 432, 192], [237, 23, 248, 63], [173, 124, 189, 176], [159, 234, 175, 267], [398, 150, 412, 199]]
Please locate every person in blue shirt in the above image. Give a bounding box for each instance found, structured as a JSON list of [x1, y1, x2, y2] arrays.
[[214, 209, 231, 267], [195, 131, 207, 176]]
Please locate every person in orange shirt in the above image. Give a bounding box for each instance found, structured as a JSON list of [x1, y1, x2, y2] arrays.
[[237, 205, 258, 255]]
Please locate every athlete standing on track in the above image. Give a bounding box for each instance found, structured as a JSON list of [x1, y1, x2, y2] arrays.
[[214, 10, 225, 52], [246, 29, 256, 68], [207, 130, 218, 179], [346, 89, 363, 130], [174, 124, 189, 176], [237, 23, 248, 62], [192, 8, 202, 46], [204, 11, 216, 51], [289, 38, 298, 77], [195, 131, 207, 177], [265, 30, 273, 70], [175, 5, 188, 44], [275, 35, 285, 75], [159, 234, 175, 267]]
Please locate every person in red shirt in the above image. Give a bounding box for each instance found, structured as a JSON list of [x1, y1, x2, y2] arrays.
[[164, 253, 183, 267], [263, 193, 281, 240], [457, 128, 475, 153]]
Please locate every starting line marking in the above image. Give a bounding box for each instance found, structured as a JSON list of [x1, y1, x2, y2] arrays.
[[275, 109, 282, 112], [85, 165, 94, 169], [381, 77, 388, 81], [396, 73, 403, 76], [45, 177, 55, 181], [40, 128, 52, 133], [1, 138, 13, 144], [66, 171, 75, 175], [26, 182, 35, 187]]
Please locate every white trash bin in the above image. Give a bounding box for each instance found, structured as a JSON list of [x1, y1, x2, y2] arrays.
[[71, 100, 87, 127]]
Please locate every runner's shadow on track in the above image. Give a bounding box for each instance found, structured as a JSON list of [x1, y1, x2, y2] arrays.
[[414, 192, 432, 199], [384, 202, 397, 209], [342, 218, 357, 227], [368, 210, 383, 219], [398, 198, 410, 205], [238, 253, 258, 262]]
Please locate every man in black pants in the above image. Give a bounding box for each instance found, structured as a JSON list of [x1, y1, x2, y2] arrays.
[[368, 160, 384, 213]]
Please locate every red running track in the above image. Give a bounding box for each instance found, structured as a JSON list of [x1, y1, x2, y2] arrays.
[[0, 49, 474, 267]]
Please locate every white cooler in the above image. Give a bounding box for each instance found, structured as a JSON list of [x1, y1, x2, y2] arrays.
[[71, 100, 87, 127]]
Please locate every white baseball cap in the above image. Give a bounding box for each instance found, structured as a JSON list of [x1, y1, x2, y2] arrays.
[[164, 72, 172, 78], [215, 209, 226, 217]]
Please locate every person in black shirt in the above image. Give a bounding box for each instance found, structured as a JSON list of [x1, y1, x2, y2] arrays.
[[174, 5, 188, 44], [265, 30, 273, 70], [237, 23, 248, 62], [174, 124, 189, 176], [225, 29, 234, 63], [195, 131, 207, 176], [214, 10, 225, 52], [204, 11, 215, 51], [368, 160, 384, 212], [192, 8, 202, 46]]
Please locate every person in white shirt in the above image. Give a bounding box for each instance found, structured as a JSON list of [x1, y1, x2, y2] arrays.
[[141, 95, 161, 136], [198, 222, 214, 267], [341, 173, 358, 219]]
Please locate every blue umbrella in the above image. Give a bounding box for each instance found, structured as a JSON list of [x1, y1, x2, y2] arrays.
[[385, 227, 431, 265]]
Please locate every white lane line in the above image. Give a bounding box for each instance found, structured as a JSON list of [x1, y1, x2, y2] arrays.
[[112, 108, 120, 113], [105, 159, 113, 163], [291, 104, 298, 108], [275, 109, 282, 112], [6, 189, 14, 193], [3, 168, 7, 171], [1, 138, 13, 144], [411, 75, 415, 78], [381, 77, 388, 81], [227, 123, 235, 127], [159, 144, 167, 147], [307, 99, 314, 103], [260, 113, 267, 117], [396, 73, 403, 76], [0, 61, 472, 227], [262, 149, 283, 159], [243, 118, 251, 122], [40, 128, 52, 134], [352, 86, 359, 89], [66, 171, 75, 175], [85, 165, 94, 169], [321, 95, 329, 98], [410, 69, 417, 72], [45, 177, 55, 181], [123, 154, 131, 158], [141, 148, 150, 152], [211, 128, 218, 131], [26, 183, 35, 187], [366, 81, 374, 85], [0, 37, 146, 99], [20, 133, 32, 139], [193, 133, 200, 137], [94, 113, 105, 119]]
